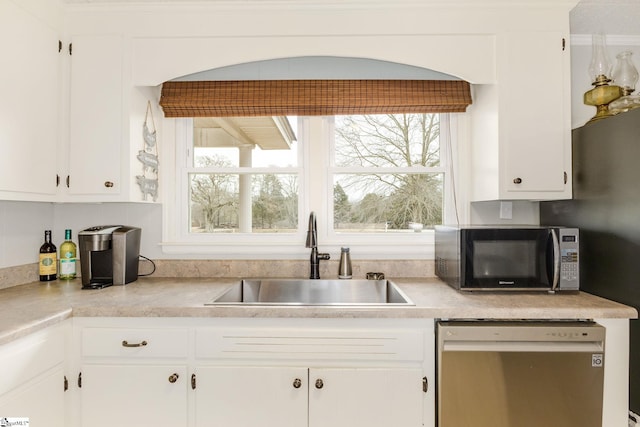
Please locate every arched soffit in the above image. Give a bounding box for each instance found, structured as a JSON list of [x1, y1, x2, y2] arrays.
[[170, 56, 462, 82]]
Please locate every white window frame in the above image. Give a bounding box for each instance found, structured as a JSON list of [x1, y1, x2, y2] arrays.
[[161, 114, 466, 259]]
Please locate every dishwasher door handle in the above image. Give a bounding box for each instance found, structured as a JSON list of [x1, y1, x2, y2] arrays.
[[442, 340, 604, 353]]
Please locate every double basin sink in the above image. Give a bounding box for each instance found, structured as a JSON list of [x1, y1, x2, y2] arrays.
[[207, 278, 414, 306]]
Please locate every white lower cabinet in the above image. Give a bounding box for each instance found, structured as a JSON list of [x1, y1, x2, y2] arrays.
[[0, 366, 65, 426], [78, 325, 190, 427], [80, 365, 188, 427], [193, 320, 431, 427], [194, 366, 423, 427], [0, 322, 67, 426], [195, 366, 308, 427], [74, 318, 434, 427], [309, 367, 424, 427]]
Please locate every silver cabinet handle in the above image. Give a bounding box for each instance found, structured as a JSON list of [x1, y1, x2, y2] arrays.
[[168, 373, 179, 383], [122, 340, 148, 348], [315, 379, 324, 389], [293, 378, 302, 389]]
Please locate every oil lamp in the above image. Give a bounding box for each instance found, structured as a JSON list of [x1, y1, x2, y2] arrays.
[[609, 50, 640, 114], [583, 34, 622, 122]]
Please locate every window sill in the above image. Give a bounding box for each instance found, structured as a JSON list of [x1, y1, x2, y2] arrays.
[[160, 238, 434, 260]]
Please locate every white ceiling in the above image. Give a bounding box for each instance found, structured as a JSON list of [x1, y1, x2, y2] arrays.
[[194, 117, 296, 150], [571, 0, 640, 35]]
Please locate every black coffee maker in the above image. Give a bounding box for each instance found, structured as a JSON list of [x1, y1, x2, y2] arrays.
[[78, 225, 142, 289]]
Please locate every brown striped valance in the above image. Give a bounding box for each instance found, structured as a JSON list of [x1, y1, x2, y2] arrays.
[[159, 80, 472, 117]]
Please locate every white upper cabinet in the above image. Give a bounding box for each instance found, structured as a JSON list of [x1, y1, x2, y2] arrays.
[[67, 34, 123, 198], [470, 32, 572, 201], [65, 34, 159, 203], [0, 1, 577, 203], [0, 0, 60, 201]]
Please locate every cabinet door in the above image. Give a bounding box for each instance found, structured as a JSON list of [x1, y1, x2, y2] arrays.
[[68, 34, 122, 196], [502, 32, 569, 195], [195, 366, 308, 427], [0, 366, 65, 427], [81, 365, 187, 427], [0, 0, 58, 198], [309, 367, 424, 427]]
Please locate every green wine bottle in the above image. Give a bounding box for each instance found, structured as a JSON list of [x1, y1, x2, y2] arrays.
[[59, 229, 77, 280]]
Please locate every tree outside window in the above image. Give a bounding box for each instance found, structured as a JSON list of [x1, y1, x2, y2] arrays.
[[333, 114, 443, 232]]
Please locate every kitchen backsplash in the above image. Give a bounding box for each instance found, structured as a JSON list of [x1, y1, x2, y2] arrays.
[[0, 259, 431, 290], [150, 259, 431, 279], [0, 264, 42, 290]]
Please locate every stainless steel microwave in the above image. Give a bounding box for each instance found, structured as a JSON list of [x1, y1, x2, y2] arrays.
[[434, 225, 579, 292]]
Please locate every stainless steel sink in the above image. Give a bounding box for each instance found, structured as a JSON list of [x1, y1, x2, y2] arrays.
[[206, 279, 414, 306]]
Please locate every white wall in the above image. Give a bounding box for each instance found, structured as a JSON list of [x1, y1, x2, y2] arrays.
[[52, 203, 163, 261], [0, 202, 54, 268], [0, 201, 162, 269], [470, 201, 540, 225]]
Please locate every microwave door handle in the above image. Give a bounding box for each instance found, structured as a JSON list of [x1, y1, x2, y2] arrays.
[[550, 229, 561, 292]]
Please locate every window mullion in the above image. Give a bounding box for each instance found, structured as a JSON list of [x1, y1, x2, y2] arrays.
[[305, 117, 330, 232], [178, 118, 193, 241], [329, 167, 446, 174]]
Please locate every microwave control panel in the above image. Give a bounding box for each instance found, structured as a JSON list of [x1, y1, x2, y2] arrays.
[[558, 228, 579, 290]]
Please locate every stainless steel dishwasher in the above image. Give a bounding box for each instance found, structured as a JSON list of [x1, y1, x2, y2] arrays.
[[437, 321, 606, 427]]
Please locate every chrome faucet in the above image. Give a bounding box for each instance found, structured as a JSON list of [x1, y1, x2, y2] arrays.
[[305, 212, 330, 279]]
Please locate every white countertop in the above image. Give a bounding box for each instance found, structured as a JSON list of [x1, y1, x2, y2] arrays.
[[0, 277, 636, 346]]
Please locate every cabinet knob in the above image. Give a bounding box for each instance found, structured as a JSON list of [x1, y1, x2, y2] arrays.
[[513, 177, 522, 184], [168, 373, 179, 383], [104, 181, 114, 188], [293, 378, 302, 389], [315, 379, 324, 389]]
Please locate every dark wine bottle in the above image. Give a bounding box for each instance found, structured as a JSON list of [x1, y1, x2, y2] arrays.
[[39, 230, 57, 281]]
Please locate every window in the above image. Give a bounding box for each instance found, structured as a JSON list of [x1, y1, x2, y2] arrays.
[[331, 114, 444, 233], [188, 116, 299, 234], [166, 113, 460, 258]]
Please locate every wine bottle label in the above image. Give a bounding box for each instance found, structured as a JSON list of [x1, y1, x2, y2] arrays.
[[60, 258, 76, 275], [39, 254, 57, 275]]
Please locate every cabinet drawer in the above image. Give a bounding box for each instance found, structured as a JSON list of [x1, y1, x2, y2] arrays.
[[82, 328, 188, 358], [196, 327, 424, 362]]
